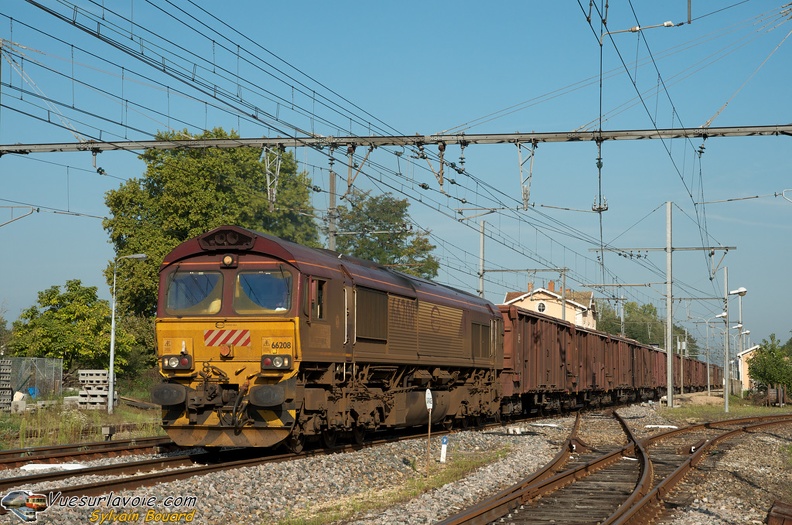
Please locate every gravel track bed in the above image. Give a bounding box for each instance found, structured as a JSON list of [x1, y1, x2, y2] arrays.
[[5, 404, 790, 524], [658, 422, 792, 525]]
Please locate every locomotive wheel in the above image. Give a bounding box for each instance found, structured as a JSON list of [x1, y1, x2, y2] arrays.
[[322, 429, 338, 448], [352, 426, 366, 445]]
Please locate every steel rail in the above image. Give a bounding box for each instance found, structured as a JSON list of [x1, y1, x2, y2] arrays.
[[0, 436, 175, 470], [437, 412, 641, 525], [611, 414, 792, 525], [439, 413, 792, 525]]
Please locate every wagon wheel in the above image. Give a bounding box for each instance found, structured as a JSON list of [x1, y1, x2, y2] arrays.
[[286, 431, 306, 454], [352, 425, 366, 445], [322, 428, 338, 448]]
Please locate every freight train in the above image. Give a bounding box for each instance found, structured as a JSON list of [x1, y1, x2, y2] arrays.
[[151, 225, 721, 450]]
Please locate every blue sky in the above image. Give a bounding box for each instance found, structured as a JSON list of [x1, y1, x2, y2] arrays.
[[1, 1, 790, 361]]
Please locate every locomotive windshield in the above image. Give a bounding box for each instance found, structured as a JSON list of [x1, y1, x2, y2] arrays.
[[234, 270, 293, 314], [165, 271, 223, 315]]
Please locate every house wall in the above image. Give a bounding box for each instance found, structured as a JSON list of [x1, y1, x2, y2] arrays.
[[736, 347, 759, 393], [511, 293, 597, 330]]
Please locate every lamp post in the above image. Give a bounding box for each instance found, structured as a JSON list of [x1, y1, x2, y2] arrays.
[[731, 329, 750, 393], [709, 312, 727, 397], [109, 253, 147, 414], [721, 268, 730, 412], [730, 286, 748, 370], [725, 286, 747, 412]]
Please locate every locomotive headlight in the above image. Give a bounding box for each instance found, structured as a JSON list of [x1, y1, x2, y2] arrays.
[[260, 354, 292, 370], [163, 354, 193, 370]]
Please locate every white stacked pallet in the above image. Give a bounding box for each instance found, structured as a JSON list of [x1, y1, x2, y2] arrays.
[[0, 359, 11, 411], [78, 369, 116, 409]]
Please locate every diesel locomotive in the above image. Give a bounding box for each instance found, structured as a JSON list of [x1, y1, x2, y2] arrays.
[[151, 225, 721, 450], [151, 225, 502, 450]]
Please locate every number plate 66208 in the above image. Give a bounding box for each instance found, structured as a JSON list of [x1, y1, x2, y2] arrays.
[[263, 337, 293, 351]]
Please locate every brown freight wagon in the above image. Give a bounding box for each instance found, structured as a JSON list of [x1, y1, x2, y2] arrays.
[[498, 304, 717, 416]]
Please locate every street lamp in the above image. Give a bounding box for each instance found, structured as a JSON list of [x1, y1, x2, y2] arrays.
[[109, 253, 147, 414], [726, 286, 747, 411], [727, 329, 752, 393], [708, 312, 727, 397], [729, 286, 748, 372], [736, 329, 750, 392]]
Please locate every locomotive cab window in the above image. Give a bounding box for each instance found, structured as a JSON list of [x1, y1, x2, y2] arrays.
[[308, 278, 326, 320], [165, 271, 223, 315], [234, 270, 293, 314]]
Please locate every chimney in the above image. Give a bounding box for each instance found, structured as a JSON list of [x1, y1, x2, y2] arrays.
[[548, 280, 555, 292], [527, 282, 533, 292]]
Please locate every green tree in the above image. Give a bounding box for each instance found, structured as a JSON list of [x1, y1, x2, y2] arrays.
[[120, 314, 157, 376], [103, 127, 319, 316], [783, 332, 792, 353], [748, 333, 792, 391], [8, 280, 135, 372], [333, 189, 440, 279]]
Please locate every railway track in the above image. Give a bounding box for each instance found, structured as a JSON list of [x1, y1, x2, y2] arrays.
[[438, 412, 792, 525], [0, 423, 474, 503], [4, 410, 787, 523], [0, 436, 177, 470]]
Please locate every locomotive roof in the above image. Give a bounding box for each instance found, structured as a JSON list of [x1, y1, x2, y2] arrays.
[[162, 225, 496, 314]]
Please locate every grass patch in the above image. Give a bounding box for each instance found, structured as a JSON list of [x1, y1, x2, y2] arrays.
[[0, 402, 163, 450], [275, 446, 512, 525], [0, 366, 164, 450], [118, 367, 162, 402]]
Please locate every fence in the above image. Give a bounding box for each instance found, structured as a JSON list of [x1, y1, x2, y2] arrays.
[[4, 357, 63, 400]]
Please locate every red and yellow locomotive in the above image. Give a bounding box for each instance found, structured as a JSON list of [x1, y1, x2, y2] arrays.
[[151, 225, 502, 450]]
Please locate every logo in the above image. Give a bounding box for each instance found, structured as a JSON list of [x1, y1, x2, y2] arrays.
[[1, 490, 48, 522], [1, 490, 197, 523]]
